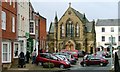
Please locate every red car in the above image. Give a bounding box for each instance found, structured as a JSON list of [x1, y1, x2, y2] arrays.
[[35, 53, 71, 68], [61, 50, 78, 60], [69, 50, 78, 60], [80, 55, 109, 67]]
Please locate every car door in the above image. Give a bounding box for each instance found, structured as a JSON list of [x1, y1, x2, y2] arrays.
[[94, 58, 101, 65], [41, 54, 50, 63], [89, 58, 95, 65], [49, 55, 60, 67]]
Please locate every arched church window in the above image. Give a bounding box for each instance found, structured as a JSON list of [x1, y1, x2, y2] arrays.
[[60, 23, 65, 37], [76, 23, 79, 37], [66, 19, 74, 37]]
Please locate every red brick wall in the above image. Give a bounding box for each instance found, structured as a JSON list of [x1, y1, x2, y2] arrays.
[[0, 1, 2, 71], [39, 16, 47, 50], [2, 2, 17, 40]]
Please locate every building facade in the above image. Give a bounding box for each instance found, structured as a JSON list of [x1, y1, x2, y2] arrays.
[[48, 3, 96, 53], [17, 1, 29, 56], [0, 1, 2, 71], [28, 2, 36, 54], [39, 15, 47, 51], [2, 1, 17, 68], [96, 19, 119, 51]]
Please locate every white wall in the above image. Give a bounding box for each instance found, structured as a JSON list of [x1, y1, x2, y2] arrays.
[[17, 1, 29, 54], [96, 26, 119, 49], [17, 1, 29, 36]]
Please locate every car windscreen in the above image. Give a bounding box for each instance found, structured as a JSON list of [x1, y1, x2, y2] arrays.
[[50, 55, 58, 60], [55, 55, 64, 60]]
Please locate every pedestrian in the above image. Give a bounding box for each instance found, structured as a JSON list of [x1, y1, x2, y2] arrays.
[[32, 50, 36, 64], [18, 51, 25, 68], [56, 50, 58, 53], [26, 51, 30, 63]]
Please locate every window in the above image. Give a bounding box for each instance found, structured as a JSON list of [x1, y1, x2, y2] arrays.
[[2, 42, 11, 63], [30, 21, 35, 34], [12, 16, 15, 32], [76, 23, 79, 37], [102, 36, 105, 41], [119, 36, 120, 41], [5, 0, 7, 2], [119, 27, 120, 32], [13, 0, 15, 8], [60, 24, 65, 37], [66, 19, 74, 37], [2, 11, 6, 30], [109, 37, 115, 43], [111, 27, 114, 32], [9, 0, 12, 5], [14, 43, 19, 58], [102, 27, 105, 32]]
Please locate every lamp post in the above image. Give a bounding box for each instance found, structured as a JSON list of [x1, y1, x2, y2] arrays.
[[110, 35, 113, 69]]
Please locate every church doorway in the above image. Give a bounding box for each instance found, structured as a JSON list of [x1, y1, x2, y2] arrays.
[[90, 47, 93, 54], [65, 40, 75, 51]]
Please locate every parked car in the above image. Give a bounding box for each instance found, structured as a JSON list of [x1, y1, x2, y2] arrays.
[[78, 50, 85, 57], [80, 55, 109, 67], [102, 51, 111, 58], [61, 50, 78, 60], [55, 55, 70, 64], [53, 52, 77, 65], [69, 51, 78, 60], [35, 53, 71, 68]]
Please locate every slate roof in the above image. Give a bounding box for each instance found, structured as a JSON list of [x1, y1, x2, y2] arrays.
[[71, 8, 89, 23], [49, 22, 54, 33], [86, 22, 94, 32], [96, 19, 119, 26]]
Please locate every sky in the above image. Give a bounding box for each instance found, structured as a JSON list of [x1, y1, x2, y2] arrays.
[[31, 0, 119, 31]]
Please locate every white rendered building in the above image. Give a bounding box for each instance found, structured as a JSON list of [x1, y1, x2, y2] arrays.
[[17, 1, 29, 57], [96, 19, 120, 51]]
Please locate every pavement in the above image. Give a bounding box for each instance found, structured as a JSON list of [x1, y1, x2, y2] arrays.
[[9, 63, 65, 70]]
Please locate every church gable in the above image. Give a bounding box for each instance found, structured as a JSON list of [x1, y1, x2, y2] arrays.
[[58, 3, 87, 25]]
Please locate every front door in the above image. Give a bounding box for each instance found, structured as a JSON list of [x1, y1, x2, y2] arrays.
[[65, 40, 75, 51], [90, 47, 93, 54]]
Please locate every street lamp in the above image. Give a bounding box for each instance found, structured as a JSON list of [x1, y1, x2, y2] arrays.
[[110, 35, 113, 69]]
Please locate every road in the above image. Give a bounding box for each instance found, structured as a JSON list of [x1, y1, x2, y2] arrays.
[[68, 57, 113, 71]]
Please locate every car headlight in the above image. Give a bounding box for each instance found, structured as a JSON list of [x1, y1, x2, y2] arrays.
[[66, 61, 70, 64]]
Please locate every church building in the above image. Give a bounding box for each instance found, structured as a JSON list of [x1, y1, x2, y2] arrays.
[[47, 3, 96, 54]]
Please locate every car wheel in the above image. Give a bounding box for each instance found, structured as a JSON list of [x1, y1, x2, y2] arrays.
[[100, 63, 103, 66], [38, 62, 43, 66], [82, 63, 86, 67], [60, 65, 64, 69]]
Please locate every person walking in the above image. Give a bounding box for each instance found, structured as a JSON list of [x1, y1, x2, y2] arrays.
[[32, 50, 37, 64], [18, 51, 25, 68], [26, 51, 30, 63]]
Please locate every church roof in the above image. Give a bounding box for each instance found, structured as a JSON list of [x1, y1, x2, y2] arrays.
[[71, 8, 89, 23], [49, 22, 54, 33], [96, 19, 118, 26], [86, 21, 94, 32], [48, 4, 94, 34]]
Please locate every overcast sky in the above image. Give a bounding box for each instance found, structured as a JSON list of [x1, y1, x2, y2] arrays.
[[31, 0, 119, 31]]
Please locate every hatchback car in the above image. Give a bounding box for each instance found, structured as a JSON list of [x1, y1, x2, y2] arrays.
[[78, 50, 85, 57], [53, 52, 77, 65], [80, 55, 109, 67], [35, 53, 71, 68], [102, 51, 111, 58]]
